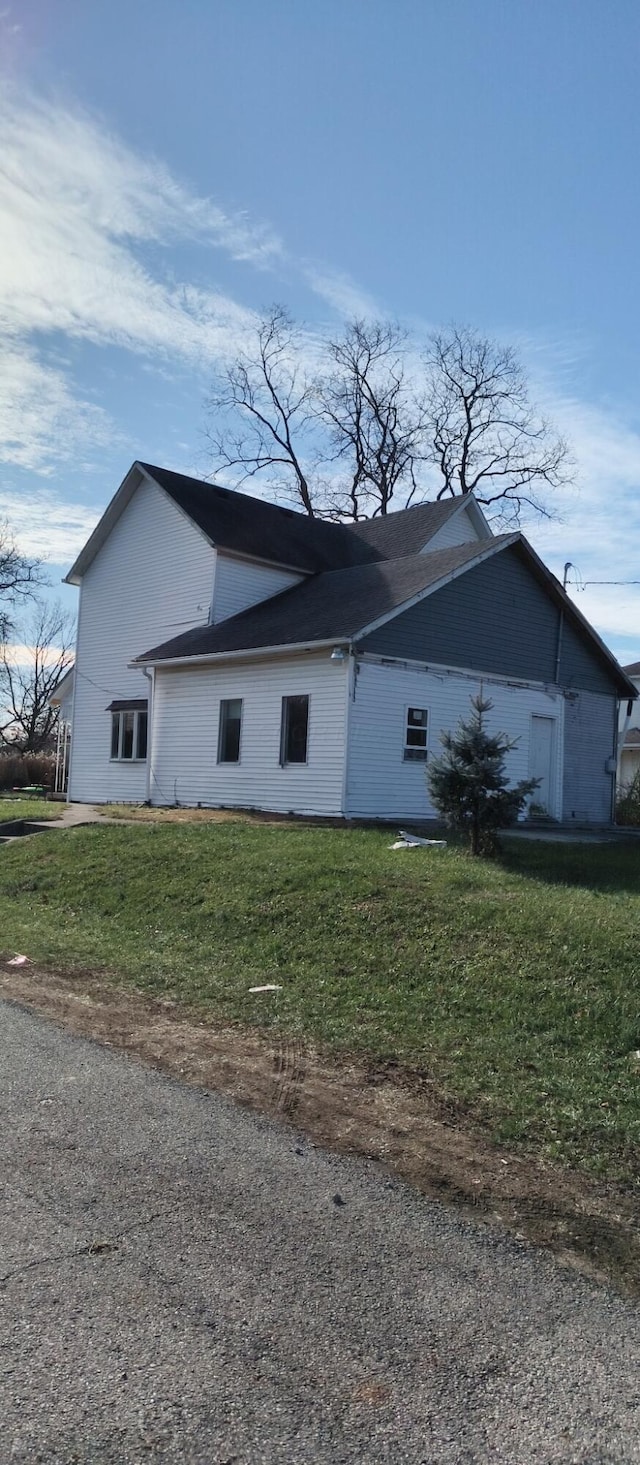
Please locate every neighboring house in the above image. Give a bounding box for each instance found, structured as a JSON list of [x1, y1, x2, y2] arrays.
[[65, 461, 636, 824], [617, 662, 640, 790]]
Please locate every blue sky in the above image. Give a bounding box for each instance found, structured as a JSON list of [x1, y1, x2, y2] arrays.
[[2, 0, 640, 659]]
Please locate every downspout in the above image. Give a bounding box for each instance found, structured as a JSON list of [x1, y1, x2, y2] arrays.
[[142, 665, 154, 805], [340, 644, 355, 819], [554, 608, 564, 684]]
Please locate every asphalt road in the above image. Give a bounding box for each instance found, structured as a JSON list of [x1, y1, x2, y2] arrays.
[[1, 1001, 638, 1465]]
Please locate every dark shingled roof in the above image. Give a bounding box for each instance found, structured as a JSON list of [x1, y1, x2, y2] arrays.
[[141, 464, 382, 573], [347, 499, 468, 557], [136, 538, 509, 663], [623, 661, 640, 677]]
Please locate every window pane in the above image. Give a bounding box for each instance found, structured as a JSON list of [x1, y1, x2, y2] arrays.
[[121, 711, 134, 760], [404, 707, 428, 760], [136, 711, 148, 760], [110, 714, 120, 759], [282, 695, 309, 764], [218, 698, 242, 763]]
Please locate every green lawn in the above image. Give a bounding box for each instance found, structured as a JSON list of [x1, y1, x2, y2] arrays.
[[0, 820, 638, 1182], [0, 799, 60, 823]]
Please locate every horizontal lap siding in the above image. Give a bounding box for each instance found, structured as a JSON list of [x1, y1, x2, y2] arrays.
[[212, 555, 303, 623], [69, 479, 216, 803], [346, 661, 564, 820], [423, 510, 479, 550], [361, 546, 618, 696], [563, 690, 617, 823], [151, 653, 348, 816]]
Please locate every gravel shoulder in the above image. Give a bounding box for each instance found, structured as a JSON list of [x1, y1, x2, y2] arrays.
[[1, 960, 638, 1299]]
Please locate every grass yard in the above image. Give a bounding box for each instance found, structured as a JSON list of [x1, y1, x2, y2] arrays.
[[0, 820, 638, 1183], [0, 799, 61, 823]]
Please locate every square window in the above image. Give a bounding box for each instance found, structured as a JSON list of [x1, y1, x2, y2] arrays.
[[280, 695, 309, 765], [218, 698, 242, 763]]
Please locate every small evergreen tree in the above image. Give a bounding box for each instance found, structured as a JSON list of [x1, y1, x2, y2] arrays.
[[428, 694, 539, 856]]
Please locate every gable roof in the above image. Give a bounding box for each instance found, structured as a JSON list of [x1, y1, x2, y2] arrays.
[[623, 661, 640, 677], [348, 495, 489, 556], [134, 530, 637, 699], [135, 537, 514, 664], [65, 460, 488, 584]]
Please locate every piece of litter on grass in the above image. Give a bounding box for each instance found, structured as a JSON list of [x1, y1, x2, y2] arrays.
[[389, 837, 447, 850], [7, 954, 30, 966], [248, 984, 282, 993]]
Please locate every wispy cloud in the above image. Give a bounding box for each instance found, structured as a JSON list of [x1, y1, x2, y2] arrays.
[[0, 485, 100, 563], [0, 343, 115, 472]]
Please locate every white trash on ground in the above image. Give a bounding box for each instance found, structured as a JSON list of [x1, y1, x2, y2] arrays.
[[7, 954, 30, 966], [248, 984, 282, 993], [389, 831, 447, 850]]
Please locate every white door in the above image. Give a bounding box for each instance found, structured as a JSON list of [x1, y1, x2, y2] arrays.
[[530, 716, 555, 814]]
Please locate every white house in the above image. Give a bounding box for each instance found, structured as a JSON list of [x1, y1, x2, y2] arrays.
[[65, 461, 635, 824], [617, 662, 640, 791]]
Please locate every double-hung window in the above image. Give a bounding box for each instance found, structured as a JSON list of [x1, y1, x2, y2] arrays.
[[109, 701, 148, 761], [218, 698, 243, 763], [280, 694, 309, 765], [403, 706, 428, 761]]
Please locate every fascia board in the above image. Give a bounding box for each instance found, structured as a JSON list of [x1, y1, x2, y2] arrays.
[[130, 638, 350, 670], [64, 462, 144, 584], [510, 535, 638, 699]]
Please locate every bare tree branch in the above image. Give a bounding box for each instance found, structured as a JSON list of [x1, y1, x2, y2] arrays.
[[317, 319, 425, 518], [0, 520, 43, 643], [205, 306, 319, 515], [423, 326, 571, 524], [0, 600, 75, 753]]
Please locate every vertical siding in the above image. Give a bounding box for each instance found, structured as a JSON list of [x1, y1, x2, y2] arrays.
[[212, 555, 303, 623], [151, 651, 349, 816], [361, 545, 619, 696], [69, 478, 216, 803], [424, 507, 480, 551], [346, 660, 564, 820], [562, 690, 617, 824]]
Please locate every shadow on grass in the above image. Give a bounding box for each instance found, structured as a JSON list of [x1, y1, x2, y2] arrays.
[[498, 836, 640, 895]]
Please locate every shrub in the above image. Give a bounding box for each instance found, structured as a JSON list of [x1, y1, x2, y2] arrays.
[[427, 694, 539, 856], [0, 751, 56, 791], [616, 768, 640, 826]]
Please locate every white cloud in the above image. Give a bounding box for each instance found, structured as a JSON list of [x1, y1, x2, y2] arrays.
[[0, 486, 100, 563], [0, 343, 115, 472], [0, 91, 270, 372]]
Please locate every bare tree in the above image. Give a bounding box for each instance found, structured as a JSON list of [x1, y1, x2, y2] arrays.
[[206, 311, 571, 525], [0, 600, 75, 753], [206, 306, 319, 515], [423, 326, 570, 523], [0, 520, 42, 642], [317, 319, 425, 518]]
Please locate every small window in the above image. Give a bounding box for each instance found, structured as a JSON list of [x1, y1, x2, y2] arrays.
[[404, 706, 428, 761], [218, 698, 242, 763], [110, 709, 148, 761], [280, 694, 309, 765]]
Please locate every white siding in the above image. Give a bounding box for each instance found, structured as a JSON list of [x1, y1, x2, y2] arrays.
[[346, 659, 564, 820], [151, 652, 348, 816], [69, 477, 216, 803], [424, 504, 480, 551], [212, 554, 303, 623]]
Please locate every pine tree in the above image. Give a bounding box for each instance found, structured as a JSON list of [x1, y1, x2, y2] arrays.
[[427, 695, 539, 856]]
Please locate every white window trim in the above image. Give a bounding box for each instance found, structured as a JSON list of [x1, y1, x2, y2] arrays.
[[217, 697, 244, 766], [279, 693, 310, 767], [110, 709, 148, 763], [402, 704, 429, 763]]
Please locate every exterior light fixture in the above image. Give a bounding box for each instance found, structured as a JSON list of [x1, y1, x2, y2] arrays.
[[330, 647, 347, 662]]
